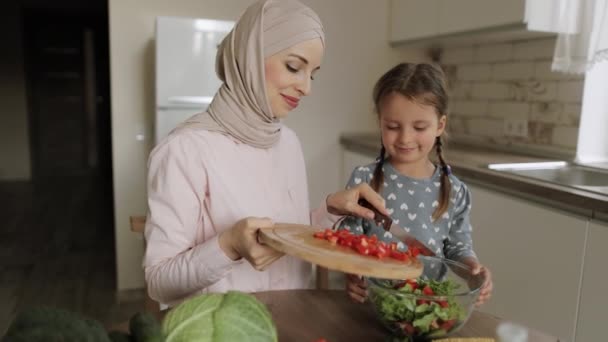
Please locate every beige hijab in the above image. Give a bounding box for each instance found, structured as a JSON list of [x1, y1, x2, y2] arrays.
[[182, 0, 325, 148]]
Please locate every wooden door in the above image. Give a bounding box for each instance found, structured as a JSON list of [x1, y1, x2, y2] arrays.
[[24, 10, 110, 179]]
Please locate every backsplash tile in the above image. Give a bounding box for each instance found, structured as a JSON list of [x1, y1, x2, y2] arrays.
[[442, 38, 584, 154]]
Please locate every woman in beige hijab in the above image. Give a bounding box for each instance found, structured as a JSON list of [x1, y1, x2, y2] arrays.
[[144, 0, 388, 306]]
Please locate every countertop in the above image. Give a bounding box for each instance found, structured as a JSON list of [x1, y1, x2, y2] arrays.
[[340, 133, 608, 222]]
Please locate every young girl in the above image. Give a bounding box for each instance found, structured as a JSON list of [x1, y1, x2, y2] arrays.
[[340, 63, 493, 305]]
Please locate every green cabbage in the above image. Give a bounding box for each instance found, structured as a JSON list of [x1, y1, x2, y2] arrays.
[[162, 291, 277, 342]]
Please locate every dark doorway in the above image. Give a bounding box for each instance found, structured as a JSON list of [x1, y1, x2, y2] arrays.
[[0, 2, 136, 334], [23, 9, 112, 180]]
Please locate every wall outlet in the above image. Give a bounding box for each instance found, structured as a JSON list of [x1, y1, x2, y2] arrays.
[[504, 118, 528, 138]]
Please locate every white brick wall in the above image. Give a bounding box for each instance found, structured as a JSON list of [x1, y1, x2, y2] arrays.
[[530, 102, 563, 124], [492, 62, 535, 81], [475, 44, 513, 63], [443, 47, 474, 64], [471, 83, 512, 100], [557, 81, 584, 103], [451, 100, 489, 116], [552, 126, 579, 148], [513, 39, 555, 60], [457, 65, 492, 81], [534, 61, 571, 81], [488, 102, 530, 119], [527, 81, 558, 102], [440, 37, 584, 154], [466, 118, 504, 137]]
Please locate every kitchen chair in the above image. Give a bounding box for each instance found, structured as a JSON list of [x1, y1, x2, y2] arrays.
[[129, 215, 331, 294]]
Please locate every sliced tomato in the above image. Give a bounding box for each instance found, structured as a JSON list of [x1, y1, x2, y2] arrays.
[[437, 300, 449, 308], [440, 319, 456, 331], [400, 322, 415, 335], [422, 285, 434, 296]]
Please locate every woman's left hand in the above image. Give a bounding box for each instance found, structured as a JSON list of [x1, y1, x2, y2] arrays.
[[461, 257, 493, 306], [326, 183, 389, 220]]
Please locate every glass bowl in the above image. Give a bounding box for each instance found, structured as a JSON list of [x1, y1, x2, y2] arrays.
[[366, 256, 485, 340]]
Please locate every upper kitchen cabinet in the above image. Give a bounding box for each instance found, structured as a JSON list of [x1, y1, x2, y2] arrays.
[[390, 0, 440, 42], [389, 0, 555, 47], [438, 0, 525, 34]]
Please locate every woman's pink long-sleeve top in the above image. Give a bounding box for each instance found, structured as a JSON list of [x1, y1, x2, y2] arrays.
[[143, 125, 338, 306]]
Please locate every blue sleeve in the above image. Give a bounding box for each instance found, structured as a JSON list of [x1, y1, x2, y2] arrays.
[[444, 183, 477, 261]]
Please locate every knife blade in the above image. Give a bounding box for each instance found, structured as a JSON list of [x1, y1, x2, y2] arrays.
[[358, 199, 436, 256]]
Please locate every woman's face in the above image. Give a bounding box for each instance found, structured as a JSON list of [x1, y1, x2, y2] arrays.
[[264, 38, 324, 118], [379, 92, 446, 168]]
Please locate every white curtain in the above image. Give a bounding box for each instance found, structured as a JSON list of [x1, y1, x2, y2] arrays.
[[550, 0, 608, 74]]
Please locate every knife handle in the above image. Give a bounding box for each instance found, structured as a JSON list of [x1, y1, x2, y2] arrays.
[[358, 199, 392, 231]]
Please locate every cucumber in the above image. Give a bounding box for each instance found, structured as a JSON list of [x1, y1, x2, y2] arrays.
[[129, 312, 163, 342]]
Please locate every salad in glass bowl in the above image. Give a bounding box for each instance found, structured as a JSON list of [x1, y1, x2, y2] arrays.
[[367, 256, 485, 340]]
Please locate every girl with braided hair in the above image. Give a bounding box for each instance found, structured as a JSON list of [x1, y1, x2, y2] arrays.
[[340, 63, 493, 306]]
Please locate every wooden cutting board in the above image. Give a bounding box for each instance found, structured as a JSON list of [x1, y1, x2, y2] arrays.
[[258, 223, 423, 280]]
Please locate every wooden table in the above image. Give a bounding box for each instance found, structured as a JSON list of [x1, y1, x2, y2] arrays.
[[112, 289, 558, 341], [252, 290, 559, 342]]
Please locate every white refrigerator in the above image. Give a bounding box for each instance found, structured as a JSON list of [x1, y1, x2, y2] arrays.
[[155, 16, 234, 144]]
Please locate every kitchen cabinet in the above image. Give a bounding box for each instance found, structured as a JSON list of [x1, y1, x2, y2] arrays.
[[390, 0, 440, 42], [389, 0, 553, 45], [438, 0, 525, 34], [575, 220, 608, 342], [468, 184, 587, 342]]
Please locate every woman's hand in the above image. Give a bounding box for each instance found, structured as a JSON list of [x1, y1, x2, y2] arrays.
[[461, 257, 493, 306], [218, 217, 284, 271], [326, 183, 389, 219], [346, 273, 368, 303]]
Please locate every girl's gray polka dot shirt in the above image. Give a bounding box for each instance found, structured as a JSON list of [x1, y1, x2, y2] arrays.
[[337, 161, 477, 262]]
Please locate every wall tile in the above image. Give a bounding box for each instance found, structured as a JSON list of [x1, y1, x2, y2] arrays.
[[471, 83, 512, 100], [443, 47, 474, 64], [551, 126, 579, 148], [457, 64, 492, 81], [475, 44, 513, 63], [563, 104, 582, 126], [450, 81, 473, 100], [442, 37, 584, 154], [535, 61, 573, 81], [557, 81, 584, 103], [488, 102, 530, 119], [465, 118, 504, 137], [493, 62, 535, 80], [530, 102, 563, 123], [448, 117, 466, 135], [513, 39, 556, 60], [451, 100, 489, 116], [528, 121, 554, 144]]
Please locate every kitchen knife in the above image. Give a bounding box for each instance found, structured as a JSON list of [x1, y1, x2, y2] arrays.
[[358, 199, 436, 256]]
